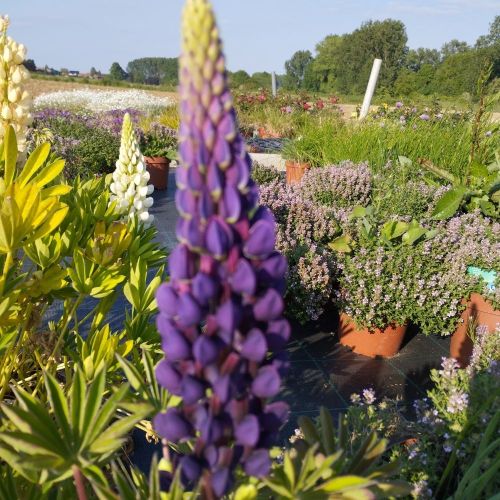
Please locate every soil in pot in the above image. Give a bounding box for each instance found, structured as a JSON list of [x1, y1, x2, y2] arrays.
[[338, 312, 407, 358], [450, 292, 500, 367], [145, 156, 170, 190], [285, 160, 310, 184]]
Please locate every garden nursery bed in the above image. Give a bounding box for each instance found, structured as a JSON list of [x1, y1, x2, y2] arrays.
[[0, 2, 499, 499]]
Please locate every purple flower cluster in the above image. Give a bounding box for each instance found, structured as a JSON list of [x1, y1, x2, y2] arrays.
[[300, 161, 372, 209], [153, 1, 289, 495], [259, 180, 338, 322]]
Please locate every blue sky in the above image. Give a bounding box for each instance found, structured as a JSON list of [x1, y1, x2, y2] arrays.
[[4, 0, 498, 74]]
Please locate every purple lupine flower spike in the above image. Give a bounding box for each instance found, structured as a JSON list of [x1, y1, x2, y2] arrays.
[[153, 0, 290, 496]]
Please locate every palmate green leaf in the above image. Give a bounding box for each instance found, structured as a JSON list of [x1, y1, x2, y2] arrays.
[[302, 451, 342, 491], [83, 384, 131, 448], [43, 372, 72, 444], [319, 475, 374, 492], [17, 142, 51, 187], [298, 416, 320, 446], [0, 432, 63, 459], [89, 409, 149, 456], [79, 367, 106, 446], [7, 387, 69, 455], [431, 185, 467, 220], [31, 159, 65, 188], [283, 452, 296, 489], [3, 125, 18, 186], [116, 354, 144, 393], [320, 406, 336, 455], [0, 443, 41, 484], [70, 367, 86, 442], [260, 478, 294, 498], [372, 480, 413, 496]]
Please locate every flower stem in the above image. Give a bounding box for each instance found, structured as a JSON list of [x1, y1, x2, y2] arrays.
[[72, 465, 88, 500]]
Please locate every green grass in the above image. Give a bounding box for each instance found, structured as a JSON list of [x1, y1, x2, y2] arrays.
[[283, 118, 477, 178]]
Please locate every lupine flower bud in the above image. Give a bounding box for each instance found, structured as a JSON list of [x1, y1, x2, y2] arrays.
[[154, 0, 290, 495], [0, 16, 31, 152], [109, 113, 154, 226]]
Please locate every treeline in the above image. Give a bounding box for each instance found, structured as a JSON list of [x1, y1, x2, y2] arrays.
[[108, 57, 179, 85], [280, 16, 500, 97]]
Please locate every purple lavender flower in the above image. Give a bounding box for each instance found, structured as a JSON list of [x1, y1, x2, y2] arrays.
[[395, 101, 403, 109], [419, 113, 430, 121], [153, 0, 289, 495]]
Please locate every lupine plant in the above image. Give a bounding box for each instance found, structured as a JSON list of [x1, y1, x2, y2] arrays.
[[0, 15, 32, 153], [153, 0, 291, 496], [110, 112, 154, 227]]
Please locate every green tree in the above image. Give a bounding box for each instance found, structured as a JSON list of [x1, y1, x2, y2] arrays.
[[476, 15, 500, 48], [248, 71, 272, 89], [334, 19, 408, 94], [311, 34, 343, 91], [126, 57, 178, 85], [405, 48, 440, 71], [284, 50, 314, 89], [441, 39, 469, 59], [228, 69, 251, 88], [109, 61, 127, 81]]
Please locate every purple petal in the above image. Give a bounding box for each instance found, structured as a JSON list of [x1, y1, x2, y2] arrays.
[[244, 219, 276, 259], [168, 245, 195, 281], [199, 188, 215, 221], [153, 408, 193, 442], [252, 365, 281, 398], [187, 164, 204, 192], [244, 449, 271, 477], [160, 322, 191, 361], [216, 299, 241, 343], [155, 359, 182, 395], [212, 467, 233, 497], [176, 217, 204, 250], [179, 456, 202, 485], [181, 375, 205, 404], [177, 292, 202, 327], [207, 162, 222, 200], [221, 185, 241, 223], [192, 272, 218, 306], [241, 328, 267, 362], [254, 288, 284, 321], [230, 258, 256, 295], [206, 217, 232, 259], [193, 335, 219, 366], [266, 319, 291, 350], [259, 253, 287, 282], [214, 135, 231, 169], [213, 374, 231, 402], [261, 401, 290, 432], [155, 284, 178, 318], [175, 189, 196, 219], [235, 414, 260, 446]]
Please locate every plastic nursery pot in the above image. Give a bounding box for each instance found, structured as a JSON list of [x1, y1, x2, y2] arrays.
[[338, 312, 408, 358], [285, 160, 310, 185], [145, 156, 170, 191], [450, 292, 500, 368]]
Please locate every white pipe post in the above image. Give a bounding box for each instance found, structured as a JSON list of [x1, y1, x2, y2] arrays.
[[359, 58, 382, 119], [271, 71, 277, 97]]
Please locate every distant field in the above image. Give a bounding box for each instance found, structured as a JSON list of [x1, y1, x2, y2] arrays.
[[27, 77, 500, 121], [26, 77, 178, 101]]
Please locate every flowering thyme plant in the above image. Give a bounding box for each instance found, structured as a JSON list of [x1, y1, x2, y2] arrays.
[[153, 0, 290, 495], [110, 112, 154, 227]]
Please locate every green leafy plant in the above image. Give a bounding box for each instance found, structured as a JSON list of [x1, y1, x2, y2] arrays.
[[262, 407, 411, 498], [0, 366, 150, 497]]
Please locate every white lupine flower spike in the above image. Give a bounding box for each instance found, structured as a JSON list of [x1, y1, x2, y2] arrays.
[[110, 113, 154, 227], [0, 14, 32, 152]]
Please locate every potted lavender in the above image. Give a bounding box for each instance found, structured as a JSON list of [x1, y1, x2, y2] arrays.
[[141, 122, 177, 190]]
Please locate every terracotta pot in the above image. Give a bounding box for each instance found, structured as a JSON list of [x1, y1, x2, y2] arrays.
[[285, 160, 310, 184], [450, 293, 500, 367], [338, 312, 407, 358], [145, 156, 170, 190]]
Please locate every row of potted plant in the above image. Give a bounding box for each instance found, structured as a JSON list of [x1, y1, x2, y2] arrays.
[[256, 161, 500, 364]]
